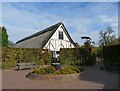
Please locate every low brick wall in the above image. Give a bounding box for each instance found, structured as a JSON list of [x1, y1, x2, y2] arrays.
[[26, 72, 80, 81]]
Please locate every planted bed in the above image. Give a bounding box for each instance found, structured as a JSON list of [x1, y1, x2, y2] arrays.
[[26, 66, 84, 81]]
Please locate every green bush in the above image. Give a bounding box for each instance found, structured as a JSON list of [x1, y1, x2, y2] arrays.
[[103, 44, 120, 72], [2, 60, 16, 69], [32, 66, 81, 75], [2, 47, 52, 69], [45, 66, 56, 73], [32, 66, 55, 75], [60, 48, 96, 66], [32, 68, 47, 75], [60, 67, 77, 74], [85, 54, 96, 66], [54, 67, 80, 75], [65, 66, 80, 73]]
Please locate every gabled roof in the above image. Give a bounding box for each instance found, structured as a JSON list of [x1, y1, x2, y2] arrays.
[[16, 22, 61, 44], [15, 22, 76, 48]]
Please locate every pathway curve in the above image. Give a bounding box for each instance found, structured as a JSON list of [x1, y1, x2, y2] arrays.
[[2, 61, 118, 89]]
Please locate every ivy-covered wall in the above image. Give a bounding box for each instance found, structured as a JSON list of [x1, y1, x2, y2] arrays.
[[60, 48, 96, 66], [2, 47, 52, 69]]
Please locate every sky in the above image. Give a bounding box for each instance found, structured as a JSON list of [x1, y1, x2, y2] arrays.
[[1, 2, 118, 46]]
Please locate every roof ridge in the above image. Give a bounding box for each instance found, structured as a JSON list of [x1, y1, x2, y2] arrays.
[[16, 22, 62, 44]]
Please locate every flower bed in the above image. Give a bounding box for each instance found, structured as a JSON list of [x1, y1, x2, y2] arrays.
[[26, 72, 80, 81], [26, 66, 84, 80]]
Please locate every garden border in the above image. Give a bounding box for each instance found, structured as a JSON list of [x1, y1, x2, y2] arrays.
[[26, 72, 81, 81]]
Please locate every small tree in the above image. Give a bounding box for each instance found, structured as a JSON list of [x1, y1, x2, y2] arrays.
[[81, 36, 95, 47], [99, 27, 116, 46], [0, 27, 2, 46], [1, 26, 8, 47]]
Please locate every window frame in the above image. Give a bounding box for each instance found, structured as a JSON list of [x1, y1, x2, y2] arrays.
[[59, 31, 64, 40]]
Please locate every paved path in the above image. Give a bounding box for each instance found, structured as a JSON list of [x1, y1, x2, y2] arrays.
[[2, 61, 118, 89]]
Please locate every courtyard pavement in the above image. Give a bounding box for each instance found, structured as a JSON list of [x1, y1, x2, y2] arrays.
[[2, 61, 118, 89]]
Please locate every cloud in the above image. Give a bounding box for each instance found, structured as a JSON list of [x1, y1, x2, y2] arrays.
[[2, 3, 62, 42], [2, 2, 118, 46], [0, 3, 2, 25], [99, 15, 118, 36], [1, 0, 120, 2], [2, 3, 61, 29], [99, 15, 118, 26]]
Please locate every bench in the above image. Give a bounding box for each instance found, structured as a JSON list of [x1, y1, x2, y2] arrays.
[[17, 62, 38, 70]]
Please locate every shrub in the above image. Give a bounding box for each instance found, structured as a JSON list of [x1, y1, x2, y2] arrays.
[[45, 66, 56, 73], [32, 68, 47, 75], [53, 71, 62, 75], [103, 45, 120, 72], [60, 67, 77, 74], [85, 54, 96, 66], [60, 48, 96, 66], [2, 60, 16, 69], [54, 67, 80, 75], [32, 66, 55, 75], [32, 66, 81, 75], [2, 47, 52, 69], [65, 66, 80, 73]]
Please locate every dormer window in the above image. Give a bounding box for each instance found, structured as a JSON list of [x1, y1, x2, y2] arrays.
[[59, 31, 63, 39]]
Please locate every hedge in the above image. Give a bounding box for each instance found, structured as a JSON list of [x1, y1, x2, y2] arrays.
[[2, 47, 52, 69], [60, 47, 96, 66], [103, 44, 120, 72]]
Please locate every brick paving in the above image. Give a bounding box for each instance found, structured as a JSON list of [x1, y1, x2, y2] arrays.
[[2, 61, 118, 89]]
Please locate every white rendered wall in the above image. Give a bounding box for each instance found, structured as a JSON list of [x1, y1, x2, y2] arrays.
[[44, 24, 75, 51]]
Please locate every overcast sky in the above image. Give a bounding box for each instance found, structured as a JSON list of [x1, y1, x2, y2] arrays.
[[1, 2, 118, 45]]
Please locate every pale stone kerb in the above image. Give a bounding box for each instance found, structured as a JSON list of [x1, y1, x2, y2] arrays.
[[26, 72, 81, 81]]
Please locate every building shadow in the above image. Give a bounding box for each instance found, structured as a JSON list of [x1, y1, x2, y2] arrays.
[[79, 61, 118, 89]]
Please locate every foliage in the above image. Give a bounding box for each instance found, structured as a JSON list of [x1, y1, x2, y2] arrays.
[[103, 44, 119, 57], [41, 51, 52, 65], [0, 27, 2, 47], [84, 40, 91, 47], [103, 44, 120, 72], [2, 47, 52, 69], [32, 66, 55, 75], [32, 66, 81, 75], [119, 37, 120, 44], [60, 48, 96, 66], [32, 67, 47, 75], [54, 66, 82, 75], [8, 40, 15, 47], [58, 67, 77, 74], [95, 47, 103, 57], [65, 66, 81, 73], [2, 60, 16, 69], [45, 66, 56, 73], [81, 36, 91, 40], [85, 53, 96, 66], [99, 27, 116, 46], [81, 36, 95, 47], [0, 26, 8, 47]]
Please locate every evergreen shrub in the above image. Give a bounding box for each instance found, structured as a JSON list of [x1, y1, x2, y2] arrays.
[[2, 47, 52, 69], [60, 48, 96, 66]]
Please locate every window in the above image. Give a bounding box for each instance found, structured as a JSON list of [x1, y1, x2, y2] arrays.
[[59, 31, 63, 39]]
